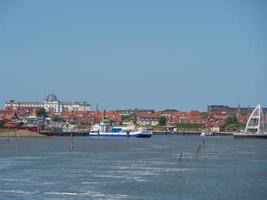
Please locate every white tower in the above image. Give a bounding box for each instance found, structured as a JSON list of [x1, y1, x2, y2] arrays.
[[245, 104, 265, 134]]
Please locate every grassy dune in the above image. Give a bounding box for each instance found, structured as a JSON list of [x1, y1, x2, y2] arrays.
[[0, 129, 45, 137]]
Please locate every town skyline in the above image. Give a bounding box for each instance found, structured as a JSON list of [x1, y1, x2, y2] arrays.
[[0, 93, 264, 113], [2, 93, 266, 134]]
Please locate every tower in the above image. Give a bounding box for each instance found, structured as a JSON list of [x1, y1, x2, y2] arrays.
[[245, 104, 265, 134]]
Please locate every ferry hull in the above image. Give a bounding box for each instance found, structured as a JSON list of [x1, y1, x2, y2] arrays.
[[88, 131, 153, 138], [135, 134, 152, 138]]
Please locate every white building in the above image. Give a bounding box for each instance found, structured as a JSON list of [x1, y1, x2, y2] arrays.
[[4, 94, 91, 113]]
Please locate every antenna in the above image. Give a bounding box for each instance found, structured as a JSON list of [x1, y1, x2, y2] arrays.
[[237, 100, 241, 116], [96, 104, 99, 112]]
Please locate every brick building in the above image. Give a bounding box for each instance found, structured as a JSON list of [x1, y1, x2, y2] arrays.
[[136, 112, 161, 126]]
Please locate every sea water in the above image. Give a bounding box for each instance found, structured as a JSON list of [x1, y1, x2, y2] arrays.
[[0, 136, 267, 200]]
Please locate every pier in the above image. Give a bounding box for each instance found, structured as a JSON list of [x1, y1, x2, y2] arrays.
[[152, 131, 233, 136], [39, 130, 89, 136], [153, 131, 200, 136], [233, 132, 267, 139]]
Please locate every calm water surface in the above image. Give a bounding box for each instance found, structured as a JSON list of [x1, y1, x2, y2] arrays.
[[0, 136, 267, 200]]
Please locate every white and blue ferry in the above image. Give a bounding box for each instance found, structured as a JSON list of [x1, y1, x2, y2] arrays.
[[89, 122, 153, 138]]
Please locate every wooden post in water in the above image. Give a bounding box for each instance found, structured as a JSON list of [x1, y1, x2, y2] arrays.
[[7, 133, 10, 143], [70, 133, 74, 152], [178, 152, 183, 200], [15, 129, 18, 157]]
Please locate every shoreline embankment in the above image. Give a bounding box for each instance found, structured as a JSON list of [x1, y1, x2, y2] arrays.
[[0, 128, 234, 137], [153, 131, 233, 136], [0, 129, 45, 137], [3, 129, 266, 139]]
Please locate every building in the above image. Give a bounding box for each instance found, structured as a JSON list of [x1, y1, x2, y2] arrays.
[[61, 111, 92, 125], [208, 105, 255, 116], [92, 111, 122, 125], [4, 94, 91, 113], [0, 110, 15, 122], [171, 110, 202, 124], [116, 109, 155, 116], [136, 112, 161, 126], [159, 109, 180, 125], [204, 114, 225, 132]]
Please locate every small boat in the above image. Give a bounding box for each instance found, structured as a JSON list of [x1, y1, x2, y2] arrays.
[[200, 132, 206, 137], [89, 122, 153, 138], [200, 131, 212, 136]]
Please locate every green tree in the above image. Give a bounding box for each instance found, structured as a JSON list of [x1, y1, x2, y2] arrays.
[[176, 123, 203, 131], [121, 115, 131, 122], [36, 108, 48, 118], [159, 116, 167, 126], [0, 120, 5, 128], [52, 115, 61, 122], [224, 116, 238, 126], [224, 116, 243, 131]]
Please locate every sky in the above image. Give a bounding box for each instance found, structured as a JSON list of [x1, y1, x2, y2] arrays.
[[0, 0, 266, 111]]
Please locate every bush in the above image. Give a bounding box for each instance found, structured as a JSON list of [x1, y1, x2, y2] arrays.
[[223, 116, 246, 131], [36, 108, 48, 118], [224, 116, 238, 126], [0, 120, 4, 128], [52, 115, 61, 122], [176, 123, 202, 131], [159, 116, 167, 126]]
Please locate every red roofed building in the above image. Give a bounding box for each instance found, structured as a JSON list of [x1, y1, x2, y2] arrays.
[[136, 112, 161, 126], [92, 111, 122, 125], [61, 111, 92, 125], [204, 114, 226, 132], [0, 110, 15, 121], [170, 111, 202, 124]]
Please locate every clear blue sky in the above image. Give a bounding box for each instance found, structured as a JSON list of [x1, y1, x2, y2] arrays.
[[0, 0, 266, 111]]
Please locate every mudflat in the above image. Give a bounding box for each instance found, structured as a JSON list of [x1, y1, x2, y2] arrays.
[[0, 129, 45, 137]]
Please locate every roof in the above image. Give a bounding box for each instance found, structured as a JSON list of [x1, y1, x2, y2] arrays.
[[5, 101, 43, 105], [60, 101, 90, 106], [46, 94, 58, 101], [136, 112, 161, 119]]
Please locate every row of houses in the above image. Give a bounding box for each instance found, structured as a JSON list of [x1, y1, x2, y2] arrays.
[[134, 110, 203, 126], [1, 100, 266, 132], [0, 108, 202, 129]]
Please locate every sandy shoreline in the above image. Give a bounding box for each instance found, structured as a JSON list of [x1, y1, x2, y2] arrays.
[[0, 129, 45, 137]]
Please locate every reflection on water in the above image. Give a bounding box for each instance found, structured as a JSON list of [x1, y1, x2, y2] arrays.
[[0, 136, 267, 200]]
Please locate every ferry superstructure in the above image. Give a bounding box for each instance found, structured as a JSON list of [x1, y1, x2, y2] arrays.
[[89, 122, 153, 138]]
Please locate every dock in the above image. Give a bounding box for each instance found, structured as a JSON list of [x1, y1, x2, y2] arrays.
[[153, 131, 200, 136], [233, 132, 267, 139], [152, 131, 233, 136], [39, 130, 89, 136]]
